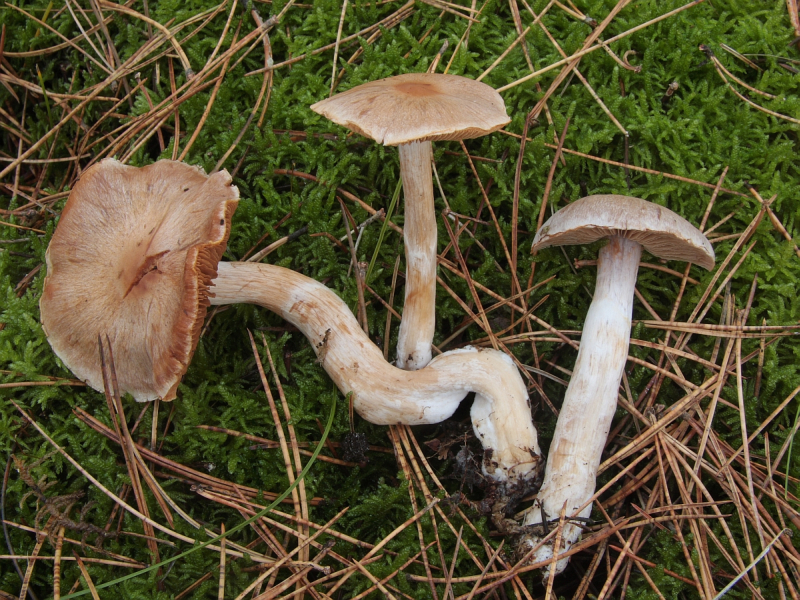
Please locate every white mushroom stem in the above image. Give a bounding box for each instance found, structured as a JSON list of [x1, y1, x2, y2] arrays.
[[522, 236, 642, 573], [396, 140, 436, 371], [211, 261, 542, 484]]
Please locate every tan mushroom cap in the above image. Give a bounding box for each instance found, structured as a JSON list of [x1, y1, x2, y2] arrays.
[[40, 158, 239, 402], [310, 73, 511, 146], [531, 195, 715, 270]]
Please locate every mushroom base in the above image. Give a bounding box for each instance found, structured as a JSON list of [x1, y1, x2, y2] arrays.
[[210, 261, 543, 485]]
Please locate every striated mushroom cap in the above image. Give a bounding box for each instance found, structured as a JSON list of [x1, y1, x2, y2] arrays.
[[40, 158, 239, 402], [531, 194, 715, 270], [310, 73, 511, 146]]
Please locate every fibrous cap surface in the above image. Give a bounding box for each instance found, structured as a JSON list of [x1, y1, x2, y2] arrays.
[[40, 158, 239, 402], [310, 73, 511, 146], [531, 194, 715, 270]]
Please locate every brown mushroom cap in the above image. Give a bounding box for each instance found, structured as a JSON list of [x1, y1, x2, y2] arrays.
[[310, 73, 511, 146], [531, 195, 715, 270], [40, 158, 239, 402]]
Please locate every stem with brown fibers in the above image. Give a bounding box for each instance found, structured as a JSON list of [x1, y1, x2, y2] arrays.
[[521, 236, 641, 573], [210, 261, 542, 485], [396, 141, 437, 371]]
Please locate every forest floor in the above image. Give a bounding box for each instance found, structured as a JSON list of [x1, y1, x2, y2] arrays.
[[2, 0, 800, 597]]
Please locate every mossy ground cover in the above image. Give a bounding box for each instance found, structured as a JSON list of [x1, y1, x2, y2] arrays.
[[2, 0, 800, 597]]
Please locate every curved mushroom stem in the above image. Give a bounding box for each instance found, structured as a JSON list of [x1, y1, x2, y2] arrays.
[[396, 140, 436, 371], [211, 261, 543, 485], [520, 236, 642, 574]]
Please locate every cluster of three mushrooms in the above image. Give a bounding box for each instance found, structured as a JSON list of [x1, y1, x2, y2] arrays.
[[40, 158, 543, 491], [39, 74, 715, 575]]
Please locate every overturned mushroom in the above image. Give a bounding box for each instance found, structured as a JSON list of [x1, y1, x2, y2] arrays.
[[40, 158, 238, 402], [520, 195, 714, 573], [40, 158, 542, 487], [311, 73, 510, 370]]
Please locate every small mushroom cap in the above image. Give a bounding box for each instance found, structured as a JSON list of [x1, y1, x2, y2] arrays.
[[310, 73, 511, 146], [40, 158, 239, 402], [531, 195, 715, 270]]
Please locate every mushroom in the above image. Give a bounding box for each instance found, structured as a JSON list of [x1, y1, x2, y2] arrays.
[[40, 158, 238, 402], [310, 73, 510, 371], [40, 158, 543, 487], [520, 195, 714, 573]]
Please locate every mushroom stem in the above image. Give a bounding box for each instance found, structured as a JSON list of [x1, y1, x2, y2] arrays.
[[521, 235, 642, 572], [396, 140, 437, 371], [210, 261, 542, 485]]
